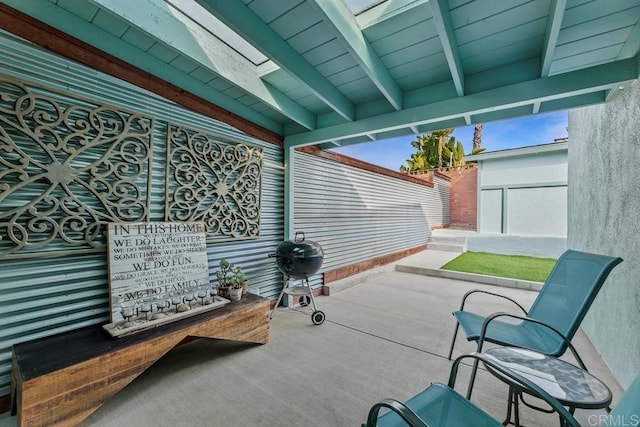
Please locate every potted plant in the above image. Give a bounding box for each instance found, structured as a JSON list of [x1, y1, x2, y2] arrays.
[[228, 266, 250, 301], [215, 260, 249, 301], [215, 259, 233, 298]]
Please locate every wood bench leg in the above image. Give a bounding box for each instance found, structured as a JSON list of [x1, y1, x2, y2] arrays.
[[10, 354, 18, 416]]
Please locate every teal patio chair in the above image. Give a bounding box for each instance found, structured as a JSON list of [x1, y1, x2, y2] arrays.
[[447, 249, 622, 397], [600, 376, 640, 426], [364, 360, 640, 427], [363, 353, 581, 427]]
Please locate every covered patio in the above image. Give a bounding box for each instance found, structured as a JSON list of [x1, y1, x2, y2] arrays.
[[47, 255, 619, 427], [0, 1, 638, 425]]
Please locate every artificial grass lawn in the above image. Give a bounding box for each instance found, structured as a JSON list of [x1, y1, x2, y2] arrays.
[[440, 251, 557, 283]]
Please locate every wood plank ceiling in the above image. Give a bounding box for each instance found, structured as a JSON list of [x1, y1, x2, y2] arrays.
[[4, 0, 639, 149]]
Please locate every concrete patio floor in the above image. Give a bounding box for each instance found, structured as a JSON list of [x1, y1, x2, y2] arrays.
[[0, 251, 622, 426]]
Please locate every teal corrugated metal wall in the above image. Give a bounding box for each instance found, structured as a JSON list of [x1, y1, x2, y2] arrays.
[[0, 30, 284, 397], [0, 28, 454, 400]]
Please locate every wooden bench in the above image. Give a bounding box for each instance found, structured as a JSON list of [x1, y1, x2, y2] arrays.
[[10, 293, 269, 427]]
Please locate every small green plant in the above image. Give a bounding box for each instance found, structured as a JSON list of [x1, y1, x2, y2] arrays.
[[215, 259, 233, 287], [216, 259, 247, 289], [230, 266, 246, 289]]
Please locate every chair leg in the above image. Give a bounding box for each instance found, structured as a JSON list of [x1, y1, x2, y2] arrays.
[[559, 407, 576, 427], [447, 322, 460, 360], [513, 392, 521, 427], [502, 388, 524, 426], [502, 386, 514, 426], [466, 358, 480, 399], [465, 339, 486, 399]]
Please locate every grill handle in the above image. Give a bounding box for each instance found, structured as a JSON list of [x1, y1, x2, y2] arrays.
[[294, 231, 305, 242]]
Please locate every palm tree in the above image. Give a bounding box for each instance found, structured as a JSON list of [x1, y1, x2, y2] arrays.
[[402, 129, 463, 171], [471, 124, 486, 155], [473, 124, 482, 149]]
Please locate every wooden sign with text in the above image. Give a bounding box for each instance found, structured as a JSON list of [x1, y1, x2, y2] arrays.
[[106, 221, 210, 323]]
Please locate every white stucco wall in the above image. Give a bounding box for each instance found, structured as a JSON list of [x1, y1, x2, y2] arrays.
[[568, 80, 640, 390], [473, 146, 568, 237], [507, 186, 567, 236], [480, 150, 568, 187]]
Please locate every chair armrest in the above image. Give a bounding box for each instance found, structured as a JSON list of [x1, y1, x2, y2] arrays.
[[457, 290, 528, 315], [449, 353, 581, 427], [477, 312, 587, 370], [364, 398, 431, 427]]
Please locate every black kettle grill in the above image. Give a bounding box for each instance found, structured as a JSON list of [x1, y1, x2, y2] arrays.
[[269, 232, 325, 325]]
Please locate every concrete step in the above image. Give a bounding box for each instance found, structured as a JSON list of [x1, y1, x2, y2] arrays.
[[427, 234, 467, 252], [429, 235, 467, 244], [426, 242, 467, 252]]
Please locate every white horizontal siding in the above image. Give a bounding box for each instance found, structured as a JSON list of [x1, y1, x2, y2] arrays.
[[294, 152, 449, 273]]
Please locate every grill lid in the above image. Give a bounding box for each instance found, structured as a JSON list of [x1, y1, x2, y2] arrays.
[[269, 232, 324, 279], [274, 232, 324, 259]]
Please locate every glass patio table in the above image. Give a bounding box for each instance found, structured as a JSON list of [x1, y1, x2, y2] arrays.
[[483, 347, 612, 427]]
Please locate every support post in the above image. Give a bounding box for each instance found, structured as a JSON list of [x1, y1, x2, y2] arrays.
[[282, 143, 295, 307]]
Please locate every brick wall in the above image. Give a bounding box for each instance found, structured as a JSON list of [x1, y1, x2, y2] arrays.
[[440, 164, 477, 230], [404, 165, 477, 230]]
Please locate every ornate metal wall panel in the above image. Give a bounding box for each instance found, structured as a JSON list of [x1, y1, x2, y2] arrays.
[[165, 123, 262, 241], [0, 75, 153, 259]]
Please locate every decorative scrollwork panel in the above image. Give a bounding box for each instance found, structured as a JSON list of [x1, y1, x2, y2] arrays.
[[166, 124, 262, 241], [0, 75, 153, 259]]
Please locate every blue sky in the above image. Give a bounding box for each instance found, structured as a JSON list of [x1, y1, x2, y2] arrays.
[[331, 110, 568, 171]]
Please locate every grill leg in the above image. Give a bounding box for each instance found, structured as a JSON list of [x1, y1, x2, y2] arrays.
[[305, 278, 319, 311], [269, 278, 288, 319]]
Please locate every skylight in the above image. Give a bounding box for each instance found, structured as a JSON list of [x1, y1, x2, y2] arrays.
[[165, 0, 269, 65], [343, 0, 389, 15]]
